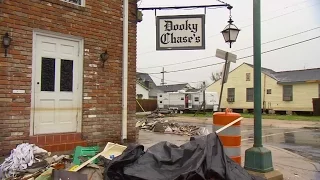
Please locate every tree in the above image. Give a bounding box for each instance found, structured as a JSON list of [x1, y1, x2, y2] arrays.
[[195, 81, 208, 90], [211, 72, 223, 82]]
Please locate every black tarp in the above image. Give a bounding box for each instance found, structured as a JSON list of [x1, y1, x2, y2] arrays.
[[103, 133, 264, 180]]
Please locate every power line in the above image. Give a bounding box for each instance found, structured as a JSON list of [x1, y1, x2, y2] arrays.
[[145, 35, 320, 74], [138, 55, 220, 70], [232, 26, 320, 52], [149, 74, 202, 84], [207, 1, 320, 38], [137, 0, 317, 56], [232, 0, 314, 24], [138, 26, 320, 70], [164, 62, 225, 74], [215, 0, 229, 5]]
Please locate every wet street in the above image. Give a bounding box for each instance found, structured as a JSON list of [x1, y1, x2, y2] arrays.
[[138, 123, 320, 180]]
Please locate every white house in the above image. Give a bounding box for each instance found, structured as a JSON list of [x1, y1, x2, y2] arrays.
[[136, 81, 150, 99]]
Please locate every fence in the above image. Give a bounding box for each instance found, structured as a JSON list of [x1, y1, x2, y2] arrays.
[[136, 99, 157, 112], [312, 98, 320, 116]]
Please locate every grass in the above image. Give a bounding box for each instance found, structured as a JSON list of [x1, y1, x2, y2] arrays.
[[178, 112, 320, 121]]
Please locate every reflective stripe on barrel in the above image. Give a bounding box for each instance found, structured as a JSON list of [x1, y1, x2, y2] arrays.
[[213, 110, 242, 165]]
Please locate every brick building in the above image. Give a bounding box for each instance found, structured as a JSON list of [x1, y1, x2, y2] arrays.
[[0, 0, 138, 155]]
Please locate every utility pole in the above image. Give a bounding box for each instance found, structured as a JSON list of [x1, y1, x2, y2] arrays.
[[244, 0, 277, 175], [160, 67, 167, 86], [202, 81, 206, 114]]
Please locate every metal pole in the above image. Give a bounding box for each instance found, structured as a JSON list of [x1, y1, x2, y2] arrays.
[[161, 67, 165, 86], [244, 0, 275, 173], [217, 53, 229, 112], [138, 4, 230, 11], [203, 81, 206, 113], [121, 0, 129, 143], [253, 0, 262, 148]]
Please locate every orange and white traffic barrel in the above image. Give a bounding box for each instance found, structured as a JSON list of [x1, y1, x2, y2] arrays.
[[213, 109, 242, 165]]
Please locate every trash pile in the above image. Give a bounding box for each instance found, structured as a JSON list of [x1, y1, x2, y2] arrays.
[[0, 134, 263, 180], [146, 112, 176, 119], [103, 133, 264, 180], [136, 119, 208, 136], [0, 143, 121, 180]]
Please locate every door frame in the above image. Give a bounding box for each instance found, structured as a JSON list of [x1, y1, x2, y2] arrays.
[[30, 29, 84, 136]]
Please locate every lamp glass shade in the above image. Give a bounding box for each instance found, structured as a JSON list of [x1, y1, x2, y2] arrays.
[[3, 33, 11, 47], [221, 24, 240, 43]]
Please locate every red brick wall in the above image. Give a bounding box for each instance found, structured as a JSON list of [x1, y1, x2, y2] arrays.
[[0, 0, 137, 155]]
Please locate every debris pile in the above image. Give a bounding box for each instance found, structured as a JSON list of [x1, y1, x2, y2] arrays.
[[136, 119, 207, 136], [0, 138, 262, 180], [0, 143, 112, 180], [146, 112, 176, 119]]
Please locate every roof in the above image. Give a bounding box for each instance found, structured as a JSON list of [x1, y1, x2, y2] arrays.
[[274, 68, 320, 84], [186, 88, 200, 92], [244, 63, 277, 79], [136, 72, 156, 88], [208, 63, 320, 87], [245, 63, 320, 84], [136, 80, 149, 90], [157, 83, 189, 93], [137, 72, 163, 97]]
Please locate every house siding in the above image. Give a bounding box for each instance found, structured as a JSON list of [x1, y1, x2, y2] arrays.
[[0, 0, 137, 155], [266, 82, 317, 111], [207, 63, 316, 112], [136, 83, 149, 99], [207, 64, 266, 109]]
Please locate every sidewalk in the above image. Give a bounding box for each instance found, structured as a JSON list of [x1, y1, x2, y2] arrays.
[[165, 116, 319, 129], [138, 130, 320, 180], [241, 142, 320, 180]]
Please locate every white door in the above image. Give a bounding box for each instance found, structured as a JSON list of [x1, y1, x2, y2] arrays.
[[33, 34, 81, 135]]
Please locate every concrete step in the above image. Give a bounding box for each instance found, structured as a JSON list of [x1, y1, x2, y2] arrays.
[[29, 133, 87, 152]]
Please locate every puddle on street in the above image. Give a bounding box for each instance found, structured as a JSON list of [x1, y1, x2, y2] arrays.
[[166, 122, 320, 163], [246, 129, 320, 163]]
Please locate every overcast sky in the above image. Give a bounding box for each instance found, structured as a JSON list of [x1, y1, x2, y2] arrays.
[[136, 0, 320, 87]]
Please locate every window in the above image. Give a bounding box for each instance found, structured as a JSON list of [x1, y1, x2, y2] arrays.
[[283, 85, 293, 101], [267, 89, 272, 94], [227, 88, 235, 102], [246, 73, 251, 81], [60, 60, 73, 92], [137, 94, 143, 99], [246, 88, 254, 102], [194, 97, 199, 102], [62, 0, 84, 6], [181, 97, 184, 100], [41, 58, 55, 91], [160, 101, 163, 104], [159, 95, 162, 97]]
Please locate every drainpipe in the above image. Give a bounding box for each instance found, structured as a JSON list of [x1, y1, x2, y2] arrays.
[[121, 0, 129, 143], [263, 74, 266, 112]]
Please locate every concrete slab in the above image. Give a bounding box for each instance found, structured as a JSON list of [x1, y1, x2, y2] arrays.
[[242, 143, 319, 180]]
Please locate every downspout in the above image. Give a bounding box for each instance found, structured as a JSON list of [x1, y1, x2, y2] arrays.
[[121, 0, 129, 143]]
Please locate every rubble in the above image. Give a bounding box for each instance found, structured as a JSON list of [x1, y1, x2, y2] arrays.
[[136, 119, 208, 136], [0, 133, 262, 180], [146, 111, 177, 119], [0, 143, 119, 180]]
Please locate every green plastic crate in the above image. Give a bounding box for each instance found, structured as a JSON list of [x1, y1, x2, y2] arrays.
[[72, 146, 100, 165]]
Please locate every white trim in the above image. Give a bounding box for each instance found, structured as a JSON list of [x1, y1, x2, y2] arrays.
[[61, 0, 85, 7], [30, 29, 84, 135]]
